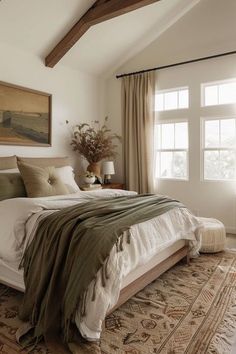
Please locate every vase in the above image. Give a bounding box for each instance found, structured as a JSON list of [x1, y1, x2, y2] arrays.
[[87, 162, 101, 177], [84, 176, 96, 185]]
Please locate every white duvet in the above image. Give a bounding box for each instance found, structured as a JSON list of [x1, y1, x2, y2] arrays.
[[0, 189, 202, 340]]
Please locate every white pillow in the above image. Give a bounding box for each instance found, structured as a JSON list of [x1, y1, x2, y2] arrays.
[[56, 166, 80, 193]]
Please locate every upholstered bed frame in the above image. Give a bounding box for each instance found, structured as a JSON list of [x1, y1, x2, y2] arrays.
[[0, 155, 190, 323], [0, 241, 190, 315], [110, 240, 189, 314], [0, 155, 71, 170]]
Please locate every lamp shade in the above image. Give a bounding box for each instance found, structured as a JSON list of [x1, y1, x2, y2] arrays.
[[102, 161, 115, 175]]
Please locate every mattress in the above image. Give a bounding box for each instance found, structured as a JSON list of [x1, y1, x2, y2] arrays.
[[0, 239, 186, 293], [121, 239, 186, 288], [0, 258, 23, 291]]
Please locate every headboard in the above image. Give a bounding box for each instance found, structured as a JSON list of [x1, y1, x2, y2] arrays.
[[0, 156, 17, 170], [16, 156, 71, 168]]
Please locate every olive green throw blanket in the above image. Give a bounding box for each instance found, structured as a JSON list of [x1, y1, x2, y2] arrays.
[[18, 194, 184, 349]]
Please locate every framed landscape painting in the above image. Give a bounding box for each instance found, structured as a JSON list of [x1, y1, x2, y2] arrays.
[[0, 81, 51, 146]]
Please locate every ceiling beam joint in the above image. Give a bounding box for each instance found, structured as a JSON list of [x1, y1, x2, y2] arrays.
[[45, 0, 160, 68]]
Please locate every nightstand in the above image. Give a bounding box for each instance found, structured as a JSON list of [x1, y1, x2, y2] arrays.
[[102, 183, 125, 190]]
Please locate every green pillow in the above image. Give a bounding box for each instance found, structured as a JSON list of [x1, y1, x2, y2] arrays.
[[0, 156, 17, 170], [17, 162, 69, 198], [0, 173, 26, 201]]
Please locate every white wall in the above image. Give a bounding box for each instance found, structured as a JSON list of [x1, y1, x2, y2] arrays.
[[0, 42, 100, 173], [104, 0, 236, 233]]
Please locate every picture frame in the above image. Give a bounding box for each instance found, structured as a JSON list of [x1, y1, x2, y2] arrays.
[[0, 81, 52, 146]]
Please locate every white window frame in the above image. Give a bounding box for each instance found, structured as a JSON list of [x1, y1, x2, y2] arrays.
[[155, 86, 189, 112], [201, 78, 236, 107], [155, 119, 189, 181], [201, 116, 236, 181]]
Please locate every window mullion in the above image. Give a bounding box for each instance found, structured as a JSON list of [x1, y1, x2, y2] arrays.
[[218, 150, 221, 179], [174, 123, 176, 149], [204, 147, 236, 152], [171, 151, 174, 178], [157, 149, 187, 153], [219, 120, 221, 148], [160, 124, 162, 150], [235, 118, 236, 147]]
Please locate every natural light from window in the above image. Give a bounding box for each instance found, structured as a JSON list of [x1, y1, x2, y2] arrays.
[[203, 118, 236, 180], [155, 121, 188, 179], [155, 87, 189, 111], [202, 79, 236, 106]]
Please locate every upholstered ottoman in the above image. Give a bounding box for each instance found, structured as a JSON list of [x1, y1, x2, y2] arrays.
[[198, 217, 226, 253]]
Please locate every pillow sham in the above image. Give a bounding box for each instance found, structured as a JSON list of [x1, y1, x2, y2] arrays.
[[0, 166, 79, 199], [0, 173, 27, 201], [0, 156, 17, 170], [17, 162, 70, 198], [56, 166, 80, 193]]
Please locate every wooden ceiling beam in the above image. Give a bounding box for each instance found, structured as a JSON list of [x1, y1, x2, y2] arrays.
[[45, 0, 160, 68]]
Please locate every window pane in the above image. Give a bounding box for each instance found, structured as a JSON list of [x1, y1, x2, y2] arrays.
[[219, 83, 236, 104], [164, 91, 178, 110], [179, 90, 189, 108], [204, 150, 220, 180], [154, 124, 161, 149], [154, 151, 160, 178], [161, 124, 174, 149], [175, 122, 188, 149], [155, 87, 188, 111], [220, 150, 236, 180], [155, 93, 164, 111], [205, 120, 220, 147], [160, 152, 173, 178], [205, 85, 218, 106], [220, 119, 236, 147], [173, 151, 187, 179]]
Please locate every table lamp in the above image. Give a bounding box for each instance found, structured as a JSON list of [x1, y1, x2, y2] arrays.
[[102, 161, 115, 184]]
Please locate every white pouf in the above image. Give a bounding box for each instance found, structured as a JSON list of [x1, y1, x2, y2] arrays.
[[199, 217, 226, 253]]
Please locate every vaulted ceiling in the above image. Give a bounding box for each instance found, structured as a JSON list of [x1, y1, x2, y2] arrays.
[[0, 0, 200, 75]]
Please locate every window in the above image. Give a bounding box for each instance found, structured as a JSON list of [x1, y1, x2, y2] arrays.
[[202, 79, 236, 106], [202, 118, 236, 180], [154, 121, 188, 179], [155, 87, 189, 111]]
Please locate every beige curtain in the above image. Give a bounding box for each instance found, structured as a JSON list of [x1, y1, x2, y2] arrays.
[[122, 71, 155, 194]]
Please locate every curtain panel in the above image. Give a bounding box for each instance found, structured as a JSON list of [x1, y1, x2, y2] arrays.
[[122, 72, 155, 193]]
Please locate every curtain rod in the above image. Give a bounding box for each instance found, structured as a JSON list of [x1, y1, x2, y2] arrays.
[[116, 50, 236, 79]]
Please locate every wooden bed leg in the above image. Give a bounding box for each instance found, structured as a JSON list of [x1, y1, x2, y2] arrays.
[[184, 241, 190, 265], [185, 253, 190, 265]]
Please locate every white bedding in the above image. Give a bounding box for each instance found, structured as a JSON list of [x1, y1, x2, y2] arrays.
[[0, 190, 202, 340]]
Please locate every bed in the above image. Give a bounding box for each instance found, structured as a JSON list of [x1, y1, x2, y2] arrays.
[[0, 155, 202, 344]]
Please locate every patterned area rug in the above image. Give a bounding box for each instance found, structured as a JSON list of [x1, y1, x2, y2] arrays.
[[0, 251, 236, 354]]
